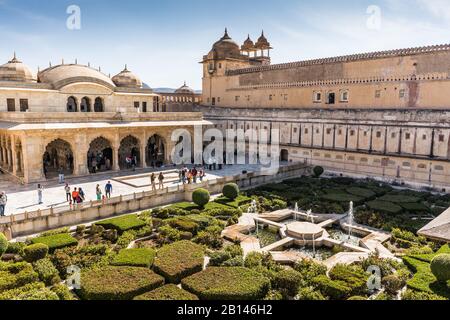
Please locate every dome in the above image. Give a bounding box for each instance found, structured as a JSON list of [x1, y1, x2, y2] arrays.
[[175, 81, 194, 94], [112, 65, 143, 88], [241, 35, 256, 51], [255, 31, 272, 50], [38, 63, 115, 89], [210, 28, 242, 59], [0, 53, 36, 83]]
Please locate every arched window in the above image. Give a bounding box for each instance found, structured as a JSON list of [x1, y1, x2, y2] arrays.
[[67, 96, 77, 112], [94, 97, 104, 112], [80, 97, 91, 112]]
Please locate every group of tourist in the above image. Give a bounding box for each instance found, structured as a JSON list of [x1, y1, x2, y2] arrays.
[[88, 152, 112, 174], [150, 172, 165, 190], [178, 166, 206, 184], [64, 183, 86, 205], [63, 181, 113, 206]]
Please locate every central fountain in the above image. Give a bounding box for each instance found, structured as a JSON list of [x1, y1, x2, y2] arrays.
[[348, 201, 354, 241], [294, 202, 299, 221]]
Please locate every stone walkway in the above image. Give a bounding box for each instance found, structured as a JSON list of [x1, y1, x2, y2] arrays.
[[1, 164, 270, 216]]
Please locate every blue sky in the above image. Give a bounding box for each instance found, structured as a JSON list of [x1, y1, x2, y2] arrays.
[[1, 0, 450, 89]]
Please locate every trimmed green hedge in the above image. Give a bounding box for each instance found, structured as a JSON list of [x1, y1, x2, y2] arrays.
[[312, 275, 352, 300], [321, 193, 364, 204], [134, 284, 198, 300], [402, 256, 449, 299], [378, 195, 420, 203], [111, 248, 156, 268], [79, 266, 164, 300], [0, 233, 7, 256], [0, 262, 39, 292], [95, 215, 146, 233], [345, 187, 376, 199], [399, 202, 429, 212], [366, 200, 403, 214], [154, 241, 204, 283], [33, 258, 60, 286], [31, 234, 77, 252], [23, 243, 49, 262], [181, 267, 270, 300]]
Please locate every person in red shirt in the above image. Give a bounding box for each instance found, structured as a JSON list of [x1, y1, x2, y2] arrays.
[[72, 187, 79, 204]]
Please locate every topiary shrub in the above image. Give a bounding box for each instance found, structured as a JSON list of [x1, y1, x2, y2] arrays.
[[192, 189, 210, 208], [313, 166, 324, 178], [111, 248, 156, 268], [272, 269, 303, 298], [312, 275, 352, 300], [33, 258, 61, 286], [0, 233, 8, 256], [223, 183, 239, 200], [430, 254, 450, 283], [181, 267, 270, 300], [79, 266, 164, 300], [23, 243, 49, 262], [31, 234, 78, 252], [209, 251, 232, 267], [382, 274, 404, 295], [134, 284, 198, 300], [95, 215, 146, 234], [154, 240, 204, 283]]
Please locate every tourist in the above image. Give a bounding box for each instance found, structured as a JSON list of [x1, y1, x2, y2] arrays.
[[58, 166, 65, 184], [96, 184, 102, 201], [105, 181, 113, 199], [43, 165, 47, 179], [158, 172, 164, 189], [178, 168, 182, 183], [37, 184, 43, 204], [78, 188, 85, 202], [181, 167, 187, 184], [150, 173, 156, 191], [72, 187, 79, 204], [192, 167, 198, 183], [65, 183, 71, 202], [0, 191, 7, 216]]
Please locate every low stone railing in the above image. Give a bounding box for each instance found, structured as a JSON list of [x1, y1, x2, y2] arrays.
[[0, 163, 310, 239]]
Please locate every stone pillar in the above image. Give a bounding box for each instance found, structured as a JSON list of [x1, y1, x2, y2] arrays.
[[140, 131, 147, 168], [11, 138, 17, 176], [73, 134, 88, 176], [22, 136, 45, 183], [7, 148, 12, 171], [113, 132, 120, 171]]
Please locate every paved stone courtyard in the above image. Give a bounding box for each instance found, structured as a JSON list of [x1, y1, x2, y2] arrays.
[[0, 164, 281, 216]]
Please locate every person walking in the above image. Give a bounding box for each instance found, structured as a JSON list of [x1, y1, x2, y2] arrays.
[[150, 173, 157, 191], [37, 184, 43, 204], [105, 181, 113, 199], [0, 191, 7, 216], [71, 187, 79, 204], [158, 172, 164, 189], [58, 167, 65, 184], [192, 167, 198, 183], [96, 184, 102, 201], [65, 183, 71, 202], [78, 188, 85, 202]]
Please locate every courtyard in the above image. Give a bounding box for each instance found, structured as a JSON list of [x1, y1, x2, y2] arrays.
[[0, 164, 274, 216], [1, 167, 449, 301]]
